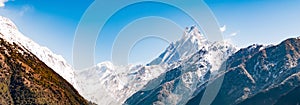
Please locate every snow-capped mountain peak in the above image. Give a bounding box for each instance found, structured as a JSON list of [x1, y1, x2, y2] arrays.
[[184, 26, 202, 38], [0, 16, 79, 91], [125, 30, 237, 105], [148, 26, 208, 65], [182, 25, 207, 46]]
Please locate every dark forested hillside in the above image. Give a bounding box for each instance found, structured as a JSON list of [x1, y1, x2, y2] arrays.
[[0, 36, 88, 104]]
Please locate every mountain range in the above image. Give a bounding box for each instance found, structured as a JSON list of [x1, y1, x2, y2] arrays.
[[1, 16, 300, 105], [75, 26, 236, 104], [126, 37, 300, 105]]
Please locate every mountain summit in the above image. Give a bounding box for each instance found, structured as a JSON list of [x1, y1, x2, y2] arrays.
[[148, 26, 207, 65]]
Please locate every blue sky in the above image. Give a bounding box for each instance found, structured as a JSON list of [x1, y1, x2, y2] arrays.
[[0, 0, 300, 65]]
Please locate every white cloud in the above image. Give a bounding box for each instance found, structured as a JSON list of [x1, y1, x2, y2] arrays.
[[230, 32, 237, 36], [0, 0, 8, 7], [230, 31, 240, 36], [220, 25, 226, 33]]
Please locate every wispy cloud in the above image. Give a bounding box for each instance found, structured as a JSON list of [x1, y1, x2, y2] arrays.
[[219, 25, 239, 37], [0, 4, 34, 17], [0, 0, 8, 7], [19, 5, 34, 16], [230, 32, 237, 36], [230, 31, 240, 36], [220, 25, 226, 33]]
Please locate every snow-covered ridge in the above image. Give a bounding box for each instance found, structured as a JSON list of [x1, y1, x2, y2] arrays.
[[76, 61, 168, 104], [0, 16, 79, 90]]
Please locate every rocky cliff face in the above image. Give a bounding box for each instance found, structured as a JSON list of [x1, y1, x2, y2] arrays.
[[237, 71, 300, 105], [186, 37, 300, 105], [0, 35, 87, 104]]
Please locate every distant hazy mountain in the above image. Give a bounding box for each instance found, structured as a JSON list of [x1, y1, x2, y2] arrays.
[[186, 37, 300, 105], [76, 61, 167, 104]]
